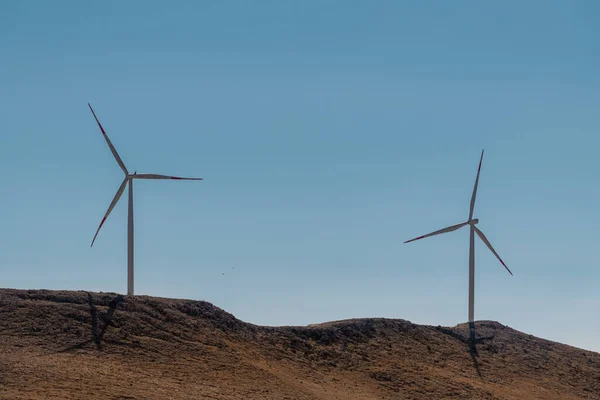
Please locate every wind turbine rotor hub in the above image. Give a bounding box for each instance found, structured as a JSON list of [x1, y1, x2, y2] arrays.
[[468, 218, 479, 225]]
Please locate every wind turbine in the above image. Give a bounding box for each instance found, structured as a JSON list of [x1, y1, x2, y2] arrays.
[[88, 103, 202, 296], [404, 150, 512, 323]]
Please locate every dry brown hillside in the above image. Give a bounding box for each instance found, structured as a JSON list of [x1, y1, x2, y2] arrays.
[[1, 289, 598, 400]]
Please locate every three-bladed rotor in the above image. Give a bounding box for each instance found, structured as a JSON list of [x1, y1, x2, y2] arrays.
[[403, 149, 512, 276], [88, 103, 203, 247]]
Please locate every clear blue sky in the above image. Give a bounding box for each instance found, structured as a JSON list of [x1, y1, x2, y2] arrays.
[[1, 1, 598, 352]]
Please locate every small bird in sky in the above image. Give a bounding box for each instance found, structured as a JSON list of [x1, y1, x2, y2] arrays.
[[222, 267, 235, 276]]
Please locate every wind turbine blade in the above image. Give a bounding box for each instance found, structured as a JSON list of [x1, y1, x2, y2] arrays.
[[88, 103, 128, 175], [134, 173, 203, 181], [91, 177, 129, 247], [404, 221, 469, 244], [469, 150, 484, 220], [473, 226, 513, 276]]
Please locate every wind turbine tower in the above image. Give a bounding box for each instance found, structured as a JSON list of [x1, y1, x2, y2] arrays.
[[404, 150, 512, 323], [88, 103, 203, 296]]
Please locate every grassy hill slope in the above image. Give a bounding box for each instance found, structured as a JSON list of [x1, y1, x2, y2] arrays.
[[1, 289, 598, 399]]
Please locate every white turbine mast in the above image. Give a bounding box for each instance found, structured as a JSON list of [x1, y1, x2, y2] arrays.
[[88, 103, 202, 296], [404, 150, 512, 323]]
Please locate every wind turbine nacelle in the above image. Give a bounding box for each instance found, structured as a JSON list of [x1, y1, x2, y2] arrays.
[[468, 218, 479, 225]]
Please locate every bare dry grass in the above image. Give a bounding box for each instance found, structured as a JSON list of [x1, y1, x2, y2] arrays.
[[1, 289, 598, 399]]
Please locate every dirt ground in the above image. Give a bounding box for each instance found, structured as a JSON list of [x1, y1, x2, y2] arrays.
[[1, 289, 599, 399]]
